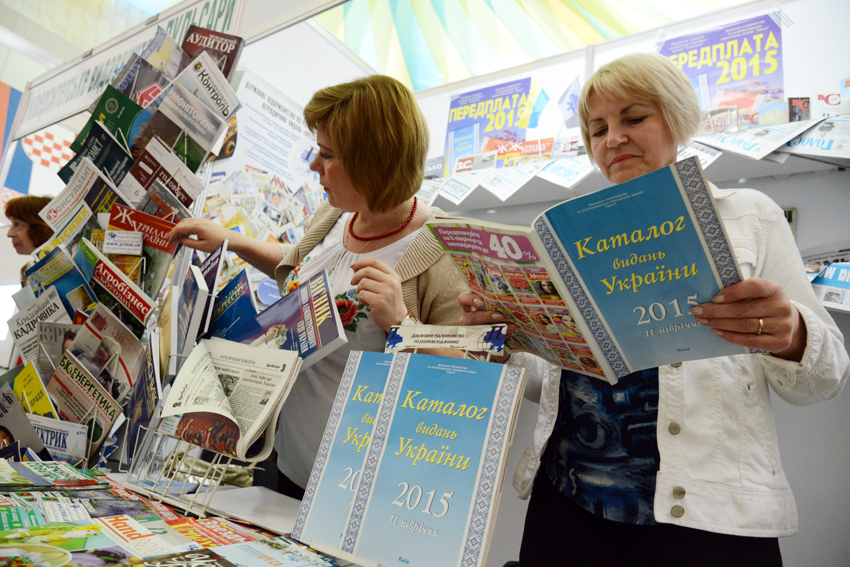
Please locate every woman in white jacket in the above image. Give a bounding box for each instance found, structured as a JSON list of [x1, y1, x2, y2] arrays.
[[460, 53, 848, 566]]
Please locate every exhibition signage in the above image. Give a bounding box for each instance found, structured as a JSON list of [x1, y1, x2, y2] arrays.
[[11, 0, 243, 141], [658, 14, 784, 115]]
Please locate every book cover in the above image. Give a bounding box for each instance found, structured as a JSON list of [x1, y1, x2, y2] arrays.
[[0, 383, 51, 460], [119, 136, 205, 208], [292, 351, 393, 549], [71, 86, 143, 153], [170, 265, 209, 376], [68, 303, 146, 404], [107, 203, 178, 298], [25, 246, 97, 319], [181, 25, 244, 80], [8, 288, 71, 365], [74, 238, 155, 338], [428, 157, 750, 383], [340, 353, 526, 567], [128, 83, 224, 172], [28, 414, 88, 463], [58, 121, 133, 186], [47, 352, 121, 460], [138, 179, 193, 223], [39, 157, 131, 231], [124, 332, 160, 468], [202, 269, 256, 340], [224, 270, 347, 370]]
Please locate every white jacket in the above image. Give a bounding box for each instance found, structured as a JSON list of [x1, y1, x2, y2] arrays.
[[511, 184, 849, 537]]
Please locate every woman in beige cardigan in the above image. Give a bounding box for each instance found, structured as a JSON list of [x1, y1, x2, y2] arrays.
[[168, 75, 468, 498]]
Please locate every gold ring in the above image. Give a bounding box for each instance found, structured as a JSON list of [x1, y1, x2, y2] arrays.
[[756, 318, 764, 335]]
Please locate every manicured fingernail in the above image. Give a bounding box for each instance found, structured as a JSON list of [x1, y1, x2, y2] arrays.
[[694, 317, 708, 325], [712, 293, 725, 303], [712, 329, 724, 337], [473, 297, 484, 307], [493, 313, 504, 321], [690, 306, 703, 316]]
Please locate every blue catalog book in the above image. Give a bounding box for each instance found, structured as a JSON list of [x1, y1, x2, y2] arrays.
[[428, 156, 750, 383], [292, 351, 393, 548], [336, 353, 526, 567], [222, 270, 346, 369]]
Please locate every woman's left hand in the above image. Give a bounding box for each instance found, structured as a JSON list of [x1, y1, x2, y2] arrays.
[[690, 278, 807, 361], [351, 258, 408, 332]]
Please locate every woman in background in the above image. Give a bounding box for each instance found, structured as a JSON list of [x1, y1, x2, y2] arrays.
[[169, 75, 468, 498], [5, 195, 53, 285], [459, 53, 848, 566]]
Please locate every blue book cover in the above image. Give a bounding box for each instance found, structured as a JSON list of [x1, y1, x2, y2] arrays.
[[292, 351, 393, 548], [171, 265, 209, 376], [202, 269, 256, 340], [340, 353, 526, 567], [125, 334, 161, 468], [534, 157, 749, 377], [223, 270, 346, 369], [25, 247, 97, 318]]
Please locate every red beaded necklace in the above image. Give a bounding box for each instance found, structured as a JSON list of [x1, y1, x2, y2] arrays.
[[348, 197, 418, 242]]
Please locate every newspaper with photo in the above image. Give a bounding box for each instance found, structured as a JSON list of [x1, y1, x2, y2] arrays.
[[8, 287, 71, 365], [159, 338, 301, 461]]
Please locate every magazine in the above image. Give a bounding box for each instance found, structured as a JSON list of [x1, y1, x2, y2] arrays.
[[223, 270, 347, 370], [169, 265, 210, 377], [74, 238, 156, 338], [146, 50, 241, 120], [47, 352, 121, 460], [180, 25, 244, 80], [159, 338, 302, 461], [165, 517, 257, 548], [39, 157, 131, 231], [427, 157, 750, 383], [68, 304, 146, 403], [138, 179, 193, 223], [119, 136, 206, 207], [28, 414, 88, 463], [34, 322, 80, 384], [107, 203, 178, 298], [216, 536, 345, 567], [70, 86, 143, 154], [8, 287, 71, 364], [58, 121, 133, 186], [336, 353, 525, 567], [93, 52, 170, 111], [0, 361, 57, 419], [140, 26, 185, 79], [202, 269, 256, 340], [124, 332, 161, 468], [0, 383, 52, 460], [199, 240, 229, 334], [128, 82, 225, 173], [32, 202, 102, 261], [25, 246, 96, 319]]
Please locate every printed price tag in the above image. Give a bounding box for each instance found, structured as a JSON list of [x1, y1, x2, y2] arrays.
[[102, 231, 144, 255]]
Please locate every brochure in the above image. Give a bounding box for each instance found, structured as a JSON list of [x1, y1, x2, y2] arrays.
[[25, 246, 96, 319]]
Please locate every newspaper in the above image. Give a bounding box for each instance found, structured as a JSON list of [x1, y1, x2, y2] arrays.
[[697, 117, 827, 160], [28, 414, 88, 463], [811, 262, 850, 313], [35, 322, 81, 384], [775, 116, 850, 160], [159, 339, 301, 461], [8, 288, 71, 364]]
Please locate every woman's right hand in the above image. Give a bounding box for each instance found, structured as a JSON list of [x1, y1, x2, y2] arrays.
[[167, 218, 232, 253], [458, 292, 514, 363]]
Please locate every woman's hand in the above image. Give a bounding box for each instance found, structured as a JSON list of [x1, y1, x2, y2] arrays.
[[167, 218, 232, 253], [690, 278, 807, 362], [350, 258, 408, 332], [458, 292, 514, 363]]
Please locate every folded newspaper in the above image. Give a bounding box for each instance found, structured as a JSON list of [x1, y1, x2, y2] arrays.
[[158, 338, 302, 461]]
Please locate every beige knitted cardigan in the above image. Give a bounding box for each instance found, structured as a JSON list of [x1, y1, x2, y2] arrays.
[[273, 202, 467, 326]]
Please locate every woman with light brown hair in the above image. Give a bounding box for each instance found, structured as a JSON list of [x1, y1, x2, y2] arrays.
[[168, 75, 468, 498], [5, 195, 53, 285]]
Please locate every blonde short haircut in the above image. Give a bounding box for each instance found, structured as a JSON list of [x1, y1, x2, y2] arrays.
[[304, 75, 429, 213], [578, 53, 700, 165]]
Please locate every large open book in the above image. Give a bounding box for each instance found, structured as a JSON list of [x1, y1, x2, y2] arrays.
[[158, 338, 302, 461], [428, 157, 749, 383]]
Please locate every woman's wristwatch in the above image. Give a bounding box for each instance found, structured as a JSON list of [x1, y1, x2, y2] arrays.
[[398, 311, 420, 326]]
